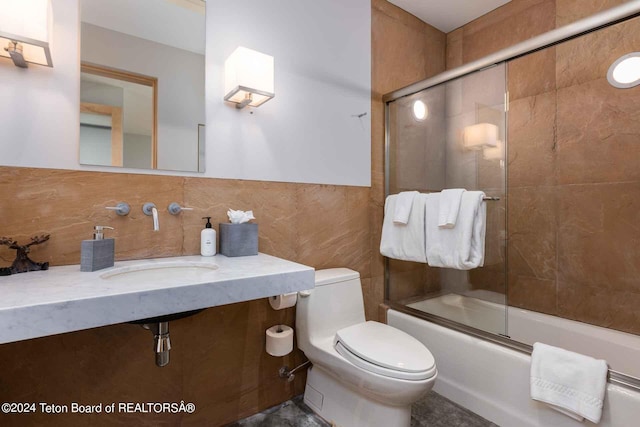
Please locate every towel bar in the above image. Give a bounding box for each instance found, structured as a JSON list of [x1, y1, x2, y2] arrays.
[[420, 190, 501, 202]]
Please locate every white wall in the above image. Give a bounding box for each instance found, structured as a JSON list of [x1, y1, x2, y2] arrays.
[[206, 0, 371, 186], [0, 0, 371, 187], [0, 0, 79, 171]]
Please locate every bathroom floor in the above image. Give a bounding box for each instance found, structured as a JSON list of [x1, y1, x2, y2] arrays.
[[227, 391, 497, 427]]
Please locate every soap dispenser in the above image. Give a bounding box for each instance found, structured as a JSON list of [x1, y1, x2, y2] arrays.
[[201, 217, 216, 256], [81, 226, 115, 272]]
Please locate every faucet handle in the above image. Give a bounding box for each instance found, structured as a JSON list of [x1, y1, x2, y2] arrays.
[[142, 203, 157, 216], [167, 203, 194, 215], [105, 202, 130, 216]]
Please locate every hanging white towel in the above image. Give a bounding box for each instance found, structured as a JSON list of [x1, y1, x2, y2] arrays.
[[530, 342, 608, 424], [393, 191, 419, 225], [438, 188, 465, 228], [380, 194, 427, 263], [425, 191, 486, 270]]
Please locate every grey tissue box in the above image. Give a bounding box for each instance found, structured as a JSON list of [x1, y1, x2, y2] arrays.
[[219, 223, 258, 257]]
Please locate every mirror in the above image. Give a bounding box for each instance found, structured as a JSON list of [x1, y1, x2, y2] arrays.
[[79, 0, 205, 172]]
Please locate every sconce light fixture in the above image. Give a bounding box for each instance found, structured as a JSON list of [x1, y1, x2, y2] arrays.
[[0, 0, 53, 68], [463, 123, 498, 150], [224, 46, 274, 109], [607, 52, 640, 89], [483, 140, 504, 161]]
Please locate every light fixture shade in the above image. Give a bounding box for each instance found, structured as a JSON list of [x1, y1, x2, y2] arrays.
[[463, 123, 498, 150], [224, 46, 274, 108], [483, 140, 505, 160], [0, 0, 53, 67]]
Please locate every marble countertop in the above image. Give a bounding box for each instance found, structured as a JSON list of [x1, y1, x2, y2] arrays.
[[0, 253, 314, 344]]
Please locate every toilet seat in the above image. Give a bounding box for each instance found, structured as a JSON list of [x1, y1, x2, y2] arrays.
[[334, 321, 436, 381]]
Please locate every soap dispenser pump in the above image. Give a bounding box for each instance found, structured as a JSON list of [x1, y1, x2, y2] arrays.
[[81, 226, 115, 272], [201, 217, 216, 256]]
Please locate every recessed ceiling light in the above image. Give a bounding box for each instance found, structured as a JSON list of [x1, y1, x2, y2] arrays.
[[413, 100, 428, 121], [607, 52, 640, 89]]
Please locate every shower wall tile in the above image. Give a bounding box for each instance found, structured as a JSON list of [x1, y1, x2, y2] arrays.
[[556, 0, 628, 26], [371, 0, 446, 308], [508, 47, 556, 100], [556, 19, 640, 90], [387, 260, 430, 302], [508, 187, 557, 281], [558, 280, 640, 336], [508, 275, 557, 315], [557, 281, 613, 328], [556, 79, 640, 185], [556, 183, 640, 294], [371, 0, 445, 98], [460, 0, 555, 64], [508, 91, 557, 188], [446, 28, 463, 69]]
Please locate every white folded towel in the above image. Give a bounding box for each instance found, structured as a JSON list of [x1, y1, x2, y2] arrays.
[[394, 191, 419, 225], [380, 194, 427, 263], [438, 188, 465, 228], [425, 191, 486, 270], [530, 342, 608, 424]]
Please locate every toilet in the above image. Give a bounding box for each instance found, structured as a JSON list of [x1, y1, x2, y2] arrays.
[[296, 268, 437, 427]]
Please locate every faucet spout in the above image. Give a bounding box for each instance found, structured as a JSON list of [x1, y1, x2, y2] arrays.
[[151, 207, 159, 231], [142, 203, 160, 231]]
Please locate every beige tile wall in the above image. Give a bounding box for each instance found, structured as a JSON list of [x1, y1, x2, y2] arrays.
[[452, 0, 640, 334]]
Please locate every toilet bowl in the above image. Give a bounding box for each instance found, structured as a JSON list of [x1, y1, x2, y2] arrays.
[[296, 268, 437, 427]]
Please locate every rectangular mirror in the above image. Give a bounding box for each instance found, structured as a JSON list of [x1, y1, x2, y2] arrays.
[[79, 0, 205, 173]]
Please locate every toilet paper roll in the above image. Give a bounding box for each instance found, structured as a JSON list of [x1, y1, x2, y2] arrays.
[[266, 324, 294, 357], [269, 292, 297, 310]]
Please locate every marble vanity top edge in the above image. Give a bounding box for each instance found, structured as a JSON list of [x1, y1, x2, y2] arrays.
[[0, 253, 315, 344]]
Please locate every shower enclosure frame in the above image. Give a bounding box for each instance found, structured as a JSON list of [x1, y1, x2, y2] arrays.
[[382, 0, 640, 392]]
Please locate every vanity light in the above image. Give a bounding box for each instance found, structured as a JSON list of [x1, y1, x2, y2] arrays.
[[224, 46, 274, 109], [463, 123, 498, 150], [0, 0, 53, 68], [607, 52, 640, 89], [412, 100, 428, 121]]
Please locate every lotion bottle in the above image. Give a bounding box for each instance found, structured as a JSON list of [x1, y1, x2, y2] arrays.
[[201, 217, 216, 256]]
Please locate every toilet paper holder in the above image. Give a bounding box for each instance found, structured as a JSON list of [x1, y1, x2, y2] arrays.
[[279, 360, 311, 382]]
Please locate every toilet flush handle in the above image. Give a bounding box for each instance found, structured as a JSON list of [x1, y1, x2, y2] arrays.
[[298, 290, 312, 297]]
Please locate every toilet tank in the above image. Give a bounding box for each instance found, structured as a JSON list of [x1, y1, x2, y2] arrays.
[[296, 268, 366, 351]]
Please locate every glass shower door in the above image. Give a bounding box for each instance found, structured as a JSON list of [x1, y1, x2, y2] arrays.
[[386, 63, 507, 336]]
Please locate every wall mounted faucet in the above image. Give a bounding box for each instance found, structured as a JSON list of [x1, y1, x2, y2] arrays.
[[142, 203, 159, 231], [105, 202, 130, 216], [167, 203, 193, 215]]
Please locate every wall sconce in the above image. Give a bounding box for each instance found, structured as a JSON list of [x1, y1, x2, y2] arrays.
[[463, 123, 498, 150], [483, 140, 504, 161], [0, 0, 53, 68], [224, 46, 274, 109]]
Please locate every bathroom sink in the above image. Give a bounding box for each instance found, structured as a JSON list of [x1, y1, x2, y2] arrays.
[[100, 261, 218, 283]]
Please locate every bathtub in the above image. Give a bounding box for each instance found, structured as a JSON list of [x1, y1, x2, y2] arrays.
[[388, 294, 640, 427]]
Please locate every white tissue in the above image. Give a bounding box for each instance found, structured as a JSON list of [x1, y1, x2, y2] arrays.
[[269, 293, 298, 310], [227, 209, 255, 224]]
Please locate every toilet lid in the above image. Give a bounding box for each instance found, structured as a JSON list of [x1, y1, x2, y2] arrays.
[[334, 321, 436, 381]]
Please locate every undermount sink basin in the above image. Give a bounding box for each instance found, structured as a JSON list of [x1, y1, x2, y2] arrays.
[[100, 261, 218, 283]]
